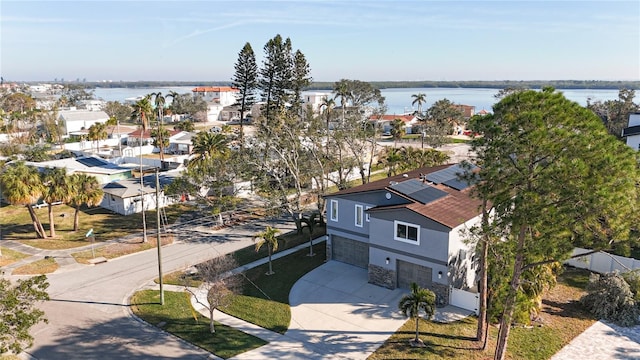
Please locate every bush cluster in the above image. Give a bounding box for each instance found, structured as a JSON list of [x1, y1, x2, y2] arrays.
[[580, 271, 640, 327]]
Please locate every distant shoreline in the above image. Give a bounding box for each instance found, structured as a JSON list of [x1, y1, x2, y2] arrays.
[[14, 80, 640, 91]]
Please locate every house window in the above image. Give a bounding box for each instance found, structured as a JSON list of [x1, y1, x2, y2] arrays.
[[355, 205, 363, 227], [394, 220, 420, 245], [365, 206, 371, 222], [330, 200, 338, 221]]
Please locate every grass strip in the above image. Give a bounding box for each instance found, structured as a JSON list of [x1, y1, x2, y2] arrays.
[[131, 290, 267, 359], [0, 247, 30, 267], [12, 257, 58, 275]]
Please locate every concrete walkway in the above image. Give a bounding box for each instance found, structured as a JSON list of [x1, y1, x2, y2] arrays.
[[551, 320, 640, 360], [172, 258, 471, 360]]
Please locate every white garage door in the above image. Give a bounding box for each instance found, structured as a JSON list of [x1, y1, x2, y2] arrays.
[[449, 287, 479, 315], [332, 236, 369, 268], [397, 260, 432, 289]]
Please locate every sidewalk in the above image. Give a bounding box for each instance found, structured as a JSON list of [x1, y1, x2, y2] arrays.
[[136, 238, 329, 359]]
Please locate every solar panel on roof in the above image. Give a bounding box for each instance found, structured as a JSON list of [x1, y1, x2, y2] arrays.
[[410, 186, 448, 204], [77, 157, 107, 167], [443, 178, 471, 191], [390, 179, 425, 195], [425, 164, 460, 184], [389, 178, 448, 204]]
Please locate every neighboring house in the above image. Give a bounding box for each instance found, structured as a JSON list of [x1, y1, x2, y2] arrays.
[[622, 112, 640, 150], [368, 114, 420, 134], [100, 172, 179, 215], [324, 163, 482, 313], [126, 128, 180, 148], [192, 86, 239, 122], [167, 131, 195, 155], [25, 156, 133, 184], [220, 105, 242, 122], [58, 109, 110, 137], [453, 104, 475, 119], [303, 92, 330, 113]]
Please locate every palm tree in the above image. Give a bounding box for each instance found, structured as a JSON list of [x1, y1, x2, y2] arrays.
[[151, 126, 170, 162], [390, 118, 405, 147], [131, 97, 154, 134], [254, 226, 280, 275], [87, 122, 107, 153], [301, 212, 320, 257], [334, 80, 351, 121], [41, 167, 73, 237], [191, 132, 229, 164], [411, 93, 427, 116], [398, 282, 436, 347], [68, 173, 104, 231], [0, 161, 46, 238]]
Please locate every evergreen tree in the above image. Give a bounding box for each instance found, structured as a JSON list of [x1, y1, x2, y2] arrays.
[[466, 87, 639, 360], [232, 42, 258, 145]]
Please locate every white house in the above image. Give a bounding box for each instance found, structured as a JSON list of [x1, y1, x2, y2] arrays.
[[100, 172, 179, 215], [58, 110, 110, 137], [191, 86, 239, 122], [303, 92, 330, 113]]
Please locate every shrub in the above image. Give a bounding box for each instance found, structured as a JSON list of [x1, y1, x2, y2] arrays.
[[580, 272, 640, 327]]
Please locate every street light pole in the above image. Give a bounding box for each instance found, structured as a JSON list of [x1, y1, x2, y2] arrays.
[[155, 167, 164, 305]]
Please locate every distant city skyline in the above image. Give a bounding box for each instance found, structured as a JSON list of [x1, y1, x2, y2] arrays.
[[2, 0, 639, 82]]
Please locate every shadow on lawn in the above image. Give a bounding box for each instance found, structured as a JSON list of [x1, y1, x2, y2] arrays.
[[542, 298, 593, 320]]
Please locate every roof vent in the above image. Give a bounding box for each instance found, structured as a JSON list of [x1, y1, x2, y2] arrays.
[[402, 174, 409, 178]]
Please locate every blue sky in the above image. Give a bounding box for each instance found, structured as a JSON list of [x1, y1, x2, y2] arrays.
[[1, 0, 639, 82]]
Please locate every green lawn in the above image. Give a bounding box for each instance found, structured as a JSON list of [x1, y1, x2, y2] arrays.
[[131, 290, 267, 359], [221, 242, 327, 333], [0, 203, 197, 249], [369, 266, 595, 360]]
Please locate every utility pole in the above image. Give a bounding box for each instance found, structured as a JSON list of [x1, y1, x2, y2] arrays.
[[156, 167, 164, 305], [140, 142, 147, 243]]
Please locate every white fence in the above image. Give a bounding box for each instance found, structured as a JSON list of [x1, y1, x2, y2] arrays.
[[449, 287, 479, 315], [565, 248, 640, 274]]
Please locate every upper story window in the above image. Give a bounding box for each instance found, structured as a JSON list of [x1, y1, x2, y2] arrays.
[[355, 205, 363, 227], [365, 206, 371, 222], [394, 220, 420, 245], [330, 199, 338, 221]]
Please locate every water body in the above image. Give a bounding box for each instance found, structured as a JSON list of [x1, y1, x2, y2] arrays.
[[93, 86, 627, 115]]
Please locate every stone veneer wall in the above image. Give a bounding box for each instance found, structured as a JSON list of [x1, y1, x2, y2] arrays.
[[368, 264, 396, 289], [427, 283, 450, 307]]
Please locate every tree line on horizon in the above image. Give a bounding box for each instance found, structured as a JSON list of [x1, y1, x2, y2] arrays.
[[14, 79, 640, 91]]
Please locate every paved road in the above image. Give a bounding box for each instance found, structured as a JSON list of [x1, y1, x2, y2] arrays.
[[12, 218, 296, 360]]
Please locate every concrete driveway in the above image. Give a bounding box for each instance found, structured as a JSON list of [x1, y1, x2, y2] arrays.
[[233, 261, 409, 359]]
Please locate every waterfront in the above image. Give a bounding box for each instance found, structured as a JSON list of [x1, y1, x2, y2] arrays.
[[93, 86, 628, 115]]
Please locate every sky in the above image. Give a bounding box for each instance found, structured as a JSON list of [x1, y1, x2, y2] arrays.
[[1, 0, 639, 82]]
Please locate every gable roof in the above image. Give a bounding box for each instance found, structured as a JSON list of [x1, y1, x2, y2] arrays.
[[328, 163, 482, 228], [58, 110, 109, 122], [102, 172, 177, 198]]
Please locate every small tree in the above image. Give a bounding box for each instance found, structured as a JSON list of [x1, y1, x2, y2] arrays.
[[183, 255, 241, 334], [254, 226, 280, 275], [398, 282, 436, 347], [580, 271, 640, 327], [301, 212, 320, 257], [0, 275, 50, 354]]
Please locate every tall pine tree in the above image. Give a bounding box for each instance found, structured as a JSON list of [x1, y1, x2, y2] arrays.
[[231, 42, 258, 146]]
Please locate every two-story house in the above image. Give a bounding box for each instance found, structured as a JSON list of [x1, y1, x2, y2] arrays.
[[325, 163, 482, 313]]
